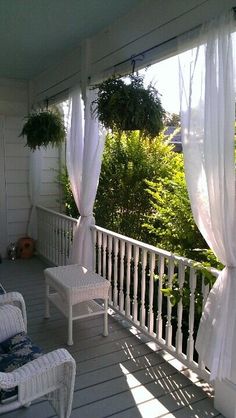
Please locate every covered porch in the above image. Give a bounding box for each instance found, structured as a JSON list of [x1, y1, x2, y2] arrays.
[[0, 1, 235, 417]]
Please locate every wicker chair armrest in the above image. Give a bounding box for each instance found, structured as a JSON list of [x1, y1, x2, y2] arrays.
[[0, 305, 26, 343], [0, 292, 27, 330], [0, 348, 76, 417], [0, 348, 75, 388]]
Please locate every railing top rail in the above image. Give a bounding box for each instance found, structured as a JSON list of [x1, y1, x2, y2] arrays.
[[36, 205, 78, 223], [91, 224, 220, 277], [37, 206, 220, 278]]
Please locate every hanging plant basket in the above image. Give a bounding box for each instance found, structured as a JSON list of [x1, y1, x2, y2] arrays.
[[20, 107, 66, 151], [92, 74, 165, 138]]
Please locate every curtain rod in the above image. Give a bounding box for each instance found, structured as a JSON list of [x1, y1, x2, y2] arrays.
[[45, 87, 70, 104], [105, 5, 236, 75], [36, 72, 79, 100], [112, 35, 178, 73]]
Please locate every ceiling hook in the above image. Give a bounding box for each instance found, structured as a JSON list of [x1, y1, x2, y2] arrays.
[[130, 54, 145, 75], [131, 58, 136, 75]]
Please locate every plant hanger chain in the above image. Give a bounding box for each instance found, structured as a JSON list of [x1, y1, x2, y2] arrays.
[[130, 54, 144, 76], [131, 58, 136, 75]]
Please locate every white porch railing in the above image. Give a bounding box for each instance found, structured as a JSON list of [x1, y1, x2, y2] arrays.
[[37, 205, 77, 266], [36, 205, 220, 382]]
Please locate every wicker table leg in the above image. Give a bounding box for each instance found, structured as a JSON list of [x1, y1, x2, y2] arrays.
[[45, 284, 50, 318], [67, 304, 73, 346], [103, 298, 108, 337]]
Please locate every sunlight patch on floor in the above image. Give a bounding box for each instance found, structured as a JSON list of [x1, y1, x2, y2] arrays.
[[120, 363, 169, 417]]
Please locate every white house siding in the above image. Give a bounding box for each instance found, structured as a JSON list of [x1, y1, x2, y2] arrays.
[[0, 115, 7, 257], [40, 145, 63, 211], [0, 79, 63, 257], [5, 115, 30, 247]]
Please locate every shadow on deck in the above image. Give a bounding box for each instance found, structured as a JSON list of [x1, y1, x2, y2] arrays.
[[0, 257, 223, 418]]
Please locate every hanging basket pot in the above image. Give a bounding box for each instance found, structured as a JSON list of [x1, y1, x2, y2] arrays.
[[92, 74, 165, 138], [20, 106, 66, 151]]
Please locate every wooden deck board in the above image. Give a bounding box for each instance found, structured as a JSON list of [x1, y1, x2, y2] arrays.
[[0, 257, 223, 418]]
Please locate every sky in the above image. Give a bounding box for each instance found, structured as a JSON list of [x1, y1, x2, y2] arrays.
[[140, 55, 180, 115]]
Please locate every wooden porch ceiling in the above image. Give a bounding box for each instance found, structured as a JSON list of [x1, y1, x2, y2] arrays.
[[0, 257, 223, 418], [0, 0, 142, 80], [1, 1, 234, 84]]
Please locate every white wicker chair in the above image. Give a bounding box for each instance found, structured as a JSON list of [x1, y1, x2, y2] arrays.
[[0, 285, 27, 329], [0, 304, 76, 417]]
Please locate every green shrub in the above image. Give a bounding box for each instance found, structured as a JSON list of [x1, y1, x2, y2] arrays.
[[94, 130, 181, 241], [59, 129, 220, 267]]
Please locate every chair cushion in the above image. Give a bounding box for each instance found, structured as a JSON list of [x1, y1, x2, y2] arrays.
[[0, 332, 42, 357], [0, 332, 43, 402]]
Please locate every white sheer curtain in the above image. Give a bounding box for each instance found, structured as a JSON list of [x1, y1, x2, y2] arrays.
[[27, 149, 42, 239], [179, 10, 236, 381], [66, 87, 105, 270]]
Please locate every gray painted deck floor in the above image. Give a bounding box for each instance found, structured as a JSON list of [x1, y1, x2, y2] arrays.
[[0, 257, 224, 418]]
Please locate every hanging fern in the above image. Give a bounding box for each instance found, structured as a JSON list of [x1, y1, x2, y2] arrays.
[[20, 107, 66, 151], [92, 74, 165, 138]]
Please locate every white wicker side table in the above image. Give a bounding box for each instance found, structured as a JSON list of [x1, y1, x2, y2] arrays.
[[44, 265, 110, 345]]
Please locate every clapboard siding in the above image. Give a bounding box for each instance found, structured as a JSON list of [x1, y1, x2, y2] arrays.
[[5, 129, 24, 144], [41, 145, 62, 158], [0, 80, 28, 255], [5, 111, 30, 246], [42, 156, 59, 170], [7, 183, 28, 197], [0, 101, 28, 117], [0, 116, 7, 255], [5, 142, 29, 157], [7, 196, 31, 210], [41, 145, 61, 212], [41, 182, 60, 195], [5, 169, 29, 184], [6, 156, 29, 170], [8, 221, 28, 236], [8, 208, 29, 223], [41, 170, 58, 183], [0, 78, 63, 256]]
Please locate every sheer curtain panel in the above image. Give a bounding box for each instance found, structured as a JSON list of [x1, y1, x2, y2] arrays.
[[66, 87, 105, 270], [179, 10, 236, 381]]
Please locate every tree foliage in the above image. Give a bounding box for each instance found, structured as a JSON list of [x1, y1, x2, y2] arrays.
[[94, 130, 181, 241], [58, 167, 78, 218], [144, 170, 208, 260], [59, 128, 220, 267], [164, 112, 181, 127]]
